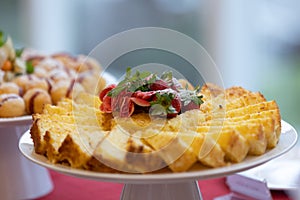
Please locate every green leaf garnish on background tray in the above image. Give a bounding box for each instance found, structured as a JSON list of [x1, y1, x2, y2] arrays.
[[0, 30, 8, 47], [15, 48, 24, 58], [26, 61, 34, 74]]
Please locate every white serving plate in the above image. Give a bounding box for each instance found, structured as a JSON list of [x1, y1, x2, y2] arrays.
[[239, 137, 300, 191], [19, 120, 297, 184], [18, 120, 298, 200]]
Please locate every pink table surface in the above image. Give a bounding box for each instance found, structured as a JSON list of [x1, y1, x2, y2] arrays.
[[35, 170, 291, 200]]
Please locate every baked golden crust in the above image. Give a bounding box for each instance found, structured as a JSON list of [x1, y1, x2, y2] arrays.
[[30, 83, 282, 173]]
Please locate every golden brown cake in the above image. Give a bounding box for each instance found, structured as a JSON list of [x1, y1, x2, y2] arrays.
[[29, 70, 282, 174], [30, 87, 281, 174]]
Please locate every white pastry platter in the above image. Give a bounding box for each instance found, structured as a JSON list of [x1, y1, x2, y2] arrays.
[[0, 116, 53, 200], [0, 115, 32, 127]]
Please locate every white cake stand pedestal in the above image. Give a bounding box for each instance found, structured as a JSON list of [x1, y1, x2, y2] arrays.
[[0, 117, 53, 200], [121, 181, 202, 200]]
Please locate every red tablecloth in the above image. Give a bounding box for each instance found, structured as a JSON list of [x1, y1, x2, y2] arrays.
[[36, 170, 291, 200]]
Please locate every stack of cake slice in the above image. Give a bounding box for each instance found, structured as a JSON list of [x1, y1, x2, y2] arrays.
[[31, 93, 164, 173], [30, 96, 111, 170], [30, 84, 281, 173], [137, 84, 281, 172]]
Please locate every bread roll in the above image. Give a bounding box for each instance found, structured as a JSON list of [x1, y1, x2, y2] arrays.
[[23, 88, 52, 114], [0, 94, 25, 117], [50, 79, 85, 105], [0, 82, 21, 95]]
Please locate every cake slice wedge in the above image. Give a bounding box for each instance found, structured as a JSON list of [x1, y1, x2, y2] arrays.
[[93, 126, 165, 173], [177, 132, 226, 168], [197, 126, 249, 163], [56, 125, 108, 169], [142, 130, 198, 172], [200, 121, 267, 155], [31, 116, 107, 165]]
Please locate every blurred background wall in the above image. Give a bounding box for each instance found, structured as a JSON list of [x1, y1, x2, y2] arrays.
[[1, 0, 300, 129]]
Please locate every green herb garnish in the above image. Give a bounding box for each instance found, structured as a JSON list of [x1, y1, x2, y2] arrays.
[[108, 67, 157, 97], [160, 71, 173, 82], [179, 86, 203, 106], [0, 31, 8, 47], [15, 48, 24, 58], [150, 92, 176, 114], [26, 61, 34, 74]]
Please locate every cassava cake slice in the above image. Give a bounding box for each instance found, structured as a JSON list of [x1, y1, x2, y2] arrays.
[[197, 126, 249, 163], [56, 126, 108, 169], [204, 100, 281, 146], [142, 129, 226, 170], [93, 126, 165, 173], [220, 113, 278, 148], [198, 123, 266, 156], [31, 116, 106, 164], [43, 99, 113, 130], [142, 130, 199, 172], [200, 86, 266, 114], [31, 105, 117, 172], [162, 109, 206, 132], [31, 102, 110, 156]]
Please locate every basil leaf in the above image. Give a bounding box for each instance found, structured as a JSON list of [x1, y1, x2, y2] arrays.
[[110, 68, 157, 96]]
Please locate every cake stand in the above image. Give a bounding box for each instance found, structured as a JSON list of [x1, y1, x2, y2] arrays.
[[19, 120, 298, 200], [0, 116, 53, 200]]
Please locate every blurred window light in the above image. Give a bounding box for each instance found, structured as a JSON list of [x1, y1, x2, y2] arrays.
[[255, 0, 300, 47], [153, 0, 200, 13], [20, 0, 76, 53]]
